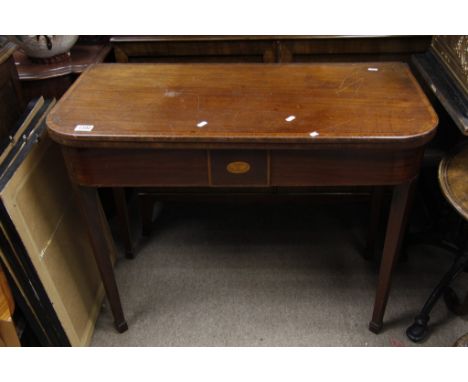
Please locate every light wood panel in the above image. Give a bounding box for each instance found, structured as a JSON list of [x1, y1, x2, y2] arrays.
[[0, 126, 105, 346]]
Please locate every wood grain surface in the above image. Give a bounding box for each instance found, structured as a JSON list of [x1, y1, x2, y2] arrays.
[[47, 63, 438, 149], [62, 146, 424, 187], [110, 35, 431, 64]]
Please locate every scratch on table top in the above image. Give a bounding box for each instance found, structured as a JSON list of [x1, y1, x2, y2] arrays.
[[327, 115, 353, 129], [336, 71, 364, 95]]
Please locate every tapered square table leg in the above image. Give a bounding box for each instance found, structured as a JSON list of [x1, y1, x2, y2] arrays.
[[369, 178, 417, 333], [74, 185, 128, 333]]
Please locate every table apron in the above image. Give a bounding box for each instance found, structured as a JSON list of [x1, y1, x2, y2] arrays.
[[61, 147, 425, 187]]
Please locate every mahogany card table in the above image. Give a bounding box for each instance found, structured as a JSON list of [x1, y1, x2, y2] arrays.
[[47, 63, 438, 334]]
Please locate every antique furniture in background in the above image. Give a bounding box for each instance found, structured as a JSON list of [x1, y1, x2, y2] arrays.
[[406, 143, 468, 342], [13, 41, 134, 258], [406, 35, 468, 342], [432, 36, 468, 97], [405, 36, 467, 252], [412, 36, 467, 138], [14, 42, 111, 102], [1, 38, 112, 345], [0, 39, 24, 143], [111, 35, 431, 63], [46, 62, 437, 334]]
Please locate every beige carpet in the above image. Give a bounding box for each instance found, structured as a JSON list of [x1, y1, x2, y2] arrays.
[[91, 201, 468, 346]]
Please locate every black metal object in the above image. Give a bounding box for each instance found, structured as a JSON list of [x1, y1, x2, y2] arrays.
[[406, 217, 468, 342], [406, 251, 468, 342]]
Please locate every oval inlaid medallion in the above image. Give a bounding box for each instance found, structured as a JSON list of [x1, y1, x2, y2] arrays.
[[226, 161, 251, 174]]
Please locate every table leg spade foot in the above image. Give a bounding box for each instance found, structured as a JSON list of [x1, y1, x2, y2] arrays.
[[368, 320, 383, 334], [115, 320, 129, 333]]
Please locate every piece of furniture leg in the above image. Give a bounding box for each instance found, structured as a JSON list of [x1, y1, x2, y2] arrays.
[[113, 188, 135, 259], [406, 252, 468, 342], [369, 178, 417, 333], [364, 186, 385, 261], [74, 185, 128, 333]]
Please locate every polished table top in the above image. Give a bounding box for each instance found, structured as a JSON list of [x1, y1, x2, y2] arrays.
[[47, 63, 437, 148]]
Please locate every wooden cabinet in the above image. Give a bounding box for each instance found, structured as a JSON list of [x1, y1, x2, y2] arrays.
[[277, 35, 431, 62], [111, 35, 432, 64]]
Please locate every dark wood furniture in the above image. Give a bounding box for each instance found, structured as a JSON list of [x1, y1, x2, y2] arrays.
[[412, 44, 467, 138], [0, 41, 24, 143], [111, 35, 431, 64], [13, 43, 136, 257], [405, 36, 467, 342], [46, 63, 438, 334], [14, 43, 111, 102], [406, 143, 468, 342]]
